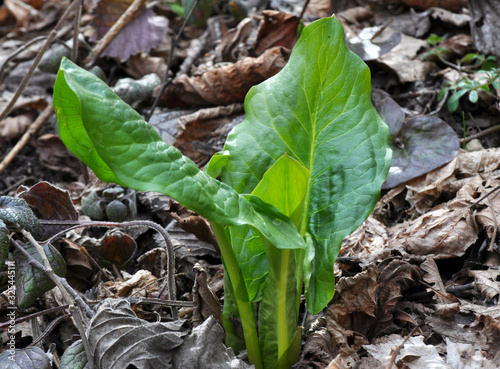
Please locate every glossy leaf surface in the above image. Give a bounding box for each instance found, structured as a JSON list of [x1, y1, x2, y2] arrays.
[[208, 17, 392, 313], [53, 58, 306, 252]]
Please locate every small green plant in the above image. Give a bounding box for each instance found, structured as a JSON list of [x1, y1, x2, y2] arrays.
[[53, 17, 391, 369], [438, 67, 500, 112]]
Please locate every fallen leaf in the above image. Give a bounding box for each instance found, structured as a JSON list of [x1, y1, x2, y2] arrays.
[[252, 11, 300, 57], [376, 33, 437, 83], [91, 2, 168, 62], [158, 46, 289, 107]]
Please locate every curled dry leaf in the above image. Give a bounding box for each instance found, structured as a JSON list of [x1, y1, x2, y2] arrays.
[[376, 33, 436, 83], [174, 103, 244, 164], [388, 199, 478, 259], [158, 46, 290, 107], [252, 11, 300, 57], [37, 134, 81, 178], [0, 114, 32, 143]]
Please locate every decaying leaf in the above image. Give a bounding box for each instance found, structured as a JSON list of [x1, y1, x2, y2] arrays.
[[0, 346, 51, 369], [14, 241, 66, 308], [0, 114, 32, 143], [388, 200, 477, 258], [18, 181, 79, 239], [91, 1, 168, 62], [95, 229, 137, 269], [252, 11, 300, 57], [86, 299, 251, 368], [376, 33, 436, 83], [87, 299, 188, 368], [36, 134, 81, 178], [375, 96, 460, 189], [158, 46, 289, 107], [364, 335, 447, 368]]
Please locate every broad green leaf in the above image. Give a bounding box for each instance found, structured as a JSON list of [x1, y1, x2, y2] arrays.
[[54, 58, 306, 253], [230, 155, 310, 302], [207, 17, 391, 314], [252, 154, 309, 226], [14, 242, 66, 308]]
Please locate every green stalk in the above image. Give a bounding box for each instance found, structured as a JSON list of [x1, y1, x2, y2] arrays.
[[211, 222, 263, 369], [262, 243, 302, 369]]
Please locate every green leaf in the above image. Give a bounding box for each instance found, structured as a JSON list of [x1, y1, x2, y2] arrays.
[[14, 242, 66, 308], [54, 58, 306, 253], [468, 90, 479, 103], [447, 89, 468, 112], [0, 196, 44, 239], [207, 17, 391, 314], [60, 340, 90, 369]]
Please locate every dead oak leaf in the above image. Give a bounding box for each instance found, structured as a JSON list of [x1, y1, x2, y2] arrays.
[[158, 47, 290, 107]]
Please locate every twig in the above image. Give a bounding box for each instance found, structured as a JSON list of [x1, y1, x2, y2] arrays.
[[0, 36, 70, 83], [12, 235, 95, 369], [85, 0, 146, 65], [459, 124, 500, 144], [72, 0, 83, 62], [145, 0, 202, 122], [40, 219, 179, 320], [0, 304, 69, 329], [0, 1, 77, 122], [298, 0, 311, 20], [0, 105, 54, 176], [29, 313, 71, 347], [385, 325, 419, 369]]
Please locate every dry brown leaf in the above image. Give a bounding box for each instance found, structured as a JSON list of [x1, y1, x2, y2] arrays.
[[340, 216, 391, 268], [376, 260, 421, 332], [376, 33, 436, 83], [174, 104, 243, 164], [381, 0, 468, 12], [0, 114, 31, 142], [420, 258, 457, 304], [252, 11, 299, 57], [388, 197, 478, 258], [158, 47, 289, 107], [303, 0, 333, 19], [469, 270, 500, 302], [114, 269, 159, 297], [37, 133, 81, 177]]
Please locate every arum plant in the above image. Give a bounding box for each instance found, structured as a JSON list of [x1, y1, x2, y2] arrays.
[[53, 17, 391, 369]]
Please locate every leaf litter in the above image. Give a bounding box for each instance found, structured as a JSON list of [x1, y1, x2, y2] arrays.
[[2, 0, 500, 368]]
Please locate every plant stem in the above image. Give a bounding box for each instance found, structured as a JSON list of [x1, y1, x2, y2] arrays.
[[210, 222, 263, 369]]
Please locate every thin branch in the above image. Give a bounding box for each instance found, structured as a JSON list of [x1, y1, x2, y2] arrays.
[[85, 0, 147, 65], [145, 0, 202, 121], [0, 1, 77, 121], [0, 105, 54, 176], [40, 219, 178, 320], [0, 305, 69, 329], [72, 0, 83, 62], [12, 235, 95, 369], [29, 313, 71, 347]]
